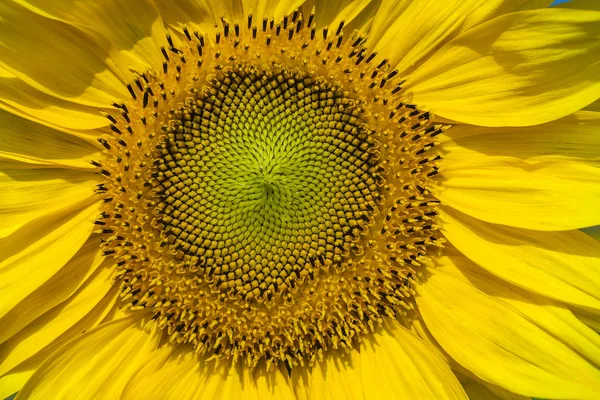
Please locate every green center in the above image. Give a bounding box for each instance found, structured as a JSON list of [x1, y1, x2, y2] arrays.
[[156, 63, 381, 300]]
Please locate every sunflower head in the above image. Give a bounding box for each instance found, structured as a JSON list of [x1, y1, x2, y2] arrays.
[[2, 1, 600, 399], [94, 10, 444, 367]]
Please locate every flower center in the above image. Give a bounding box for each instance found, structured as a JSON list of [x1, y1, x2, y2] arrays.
[[95, 9, 446, 368]]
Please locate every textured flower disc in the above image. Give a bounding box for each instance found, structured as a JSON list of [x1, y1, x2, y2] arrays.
[[95, 10, 446, 368]]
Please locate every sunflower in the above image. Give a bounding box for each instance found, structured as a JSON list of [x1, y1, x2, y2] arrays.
[[1, 0, 600, 399]]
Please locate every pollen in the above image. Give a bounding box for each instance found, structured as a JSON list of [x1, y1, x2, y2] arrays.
[[94, 8, 446, 368]]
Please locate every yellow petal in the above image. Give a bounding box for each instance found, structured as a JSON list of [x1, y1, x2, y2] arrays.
[[293, 322, 468, 400], [206, 363, 295, 400], [14, 0, 168, 74], [417, 254, 600, 399], [0, 109, 101, 169], [0, 201, 99, 320], [459, 376, 530, 400], [0, 286, 117, 397], [0, 74, 109, 131], [0, 369, 32, 400], [440, 207, 600, 312], [584, 100, 600, 112], [16, 317, 158, 400], [154, 0, 244, 35], [436, 151, 600, 230], [577, 310, 600, 333], [242, 0, 304, 21], [0, 165, 98, 239], [369, 0, 551, 76], [441, 111, 600, 168], [0, 266, 115, 376], [121, 347, 202, 400], [404, 8, 600, 127], [302, 0, 375, 31], [0, 237, 103, 344], [0, 1, 128, 107]]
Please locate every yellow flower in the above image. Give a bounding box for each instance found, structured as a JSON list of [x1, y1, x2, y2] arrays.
[[1, 0, 600, 399]]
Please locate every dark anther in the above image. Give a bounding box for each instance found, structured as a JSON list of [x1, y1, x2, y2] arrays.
[[323, 27, 328, 39], [262, 18, 267, 32], [308, 11, 315, 27], [336, 20, 345, 36], [166, 35, 174, 48], [283, 15, 289, 29], [110, 125, 122, 135], [223, 23, 229, 37], [247, 14, 253, 29], [366, 52, 377, 63], [336, 35, 343, 48], [376, 59, 388, 69], [216, 32, 221, 44], [183, 26, 192, 41], [160, 46, 170, 61], [235, 23, 240, 37], [126, 84, 137, 100], [387, 70, 398, 79], [143, 91, 149, 108]]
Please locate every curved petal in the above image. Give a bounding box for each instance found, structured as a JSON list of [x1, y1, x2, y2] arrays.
[[584, 100, 600, 112], [369, 0, 551, 76], [404, 8, 600, 127], [0, 1, 128, 107], [0, 73, 109, 131], [302, 0, 375, 31], [120, 347, 202, 400], [0, 165, 98, 238], [153, 0, 244, 34], [436, 151, 600, 230], [0, 109, 101, 168], [0, 266, 115, 376], [0, 201, 99, 320], [292, 322, 467, 400], [417, 254, 600, 399], [0, 285, 117, 397], [440, 207, 600, 313], [0, 237, 104, 344], [0, 370, 31, 400], [459, 376, 530, 400], [441, 111, 600, 167], [203, 363, 295, 400], [13, 0, 168, 74], [15, 317, 158, 400]]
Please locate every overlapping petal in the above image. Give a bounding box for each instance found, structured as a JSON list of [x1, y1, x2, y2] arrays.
[[369, 0, 551, 76], [404, 8, 600, 126], [417, 254, 600, 399], [16, 317, 158, 400], [292, 322, 468, 400]]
